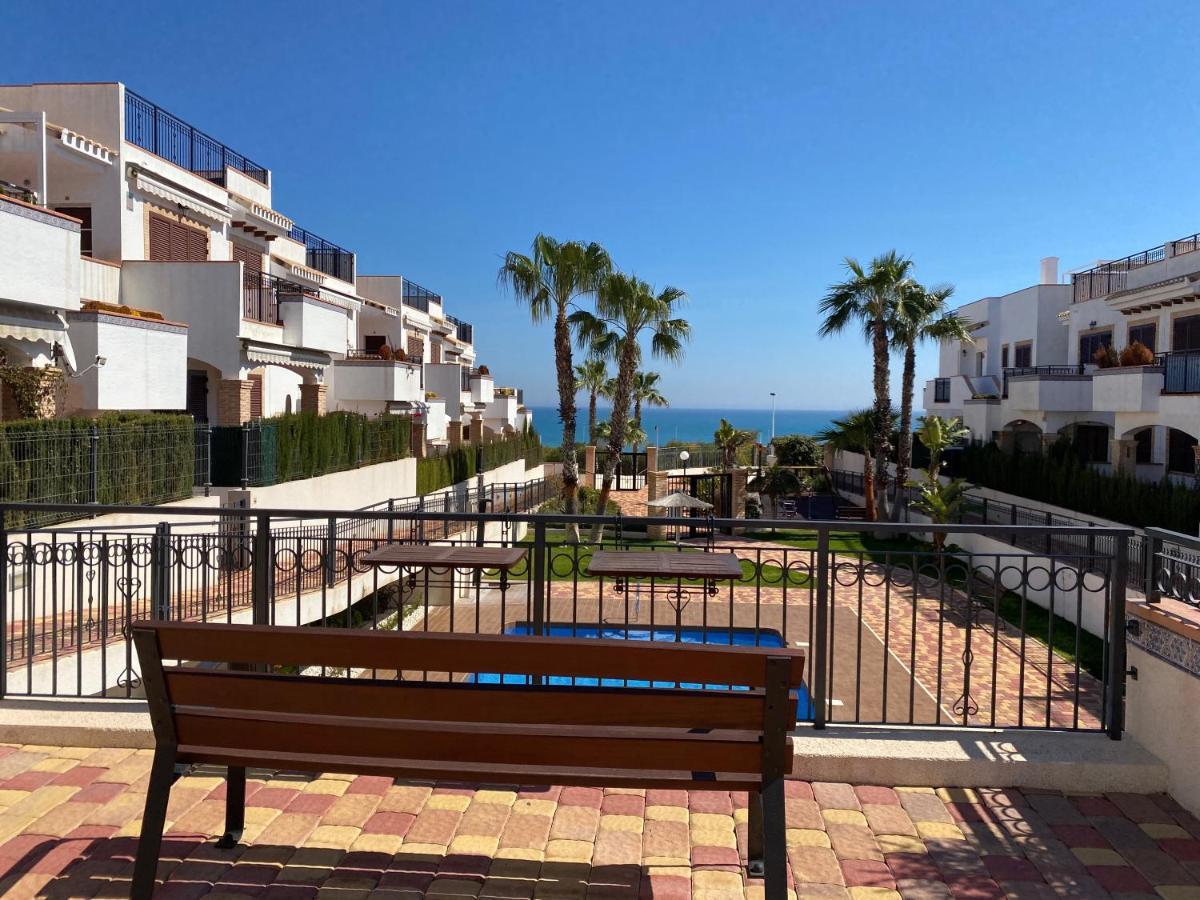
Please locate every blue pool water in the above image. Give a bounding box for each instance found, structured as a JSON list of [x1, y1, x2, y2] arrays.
[[470, 623, 814, 721]]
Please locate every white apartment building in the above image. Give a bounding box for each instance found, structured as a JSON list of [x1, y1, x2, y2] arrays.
[[924, 239, 1200, 482], [0, 81, 531, 440]]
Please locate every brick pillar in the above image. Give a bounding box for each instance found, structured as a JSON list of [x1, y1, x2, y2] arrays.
[[646, 470, 668, 542], [645, 446, 658, 473], [469, 418, 484, 444], [410, 421, 427, 459], [299, 383, 327, 415], [584, 445, 596, 477], [1112, 438, 1137, 477], [448, 421, 462, 448], [217, 379, 253, 426], [730, 468, 749, 535]]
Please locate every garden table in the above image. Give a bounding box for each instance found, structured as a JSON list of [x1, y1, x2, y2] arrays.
[[586, 550, 744, 626]]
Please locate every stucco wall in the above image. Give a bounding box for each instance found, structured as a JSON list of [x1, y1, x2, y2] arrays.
[[0, 199, 81, 310], [63, 311, 187, 412]]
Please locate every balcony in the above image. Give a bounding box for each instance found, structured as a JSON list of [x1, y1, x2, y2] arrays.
[[446, 313, 473, 344], [0, 194, 81, 313], [469, 367, 493, 405], [401, 277, 441, 314], [278, 289, 352, 354], [331, 350, 423, 408], [1162, 350, 1200, 394], [123, 89, 269, 187], [1002, 365, 1091, 411], [1092, 363, 1164, 412], [1071, 229, 1200, 302], [289, 226, 355, 283]]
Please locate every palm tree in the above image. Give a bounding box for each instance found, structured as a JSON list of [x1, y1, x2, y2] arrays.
[[907, 415, 971, 550], [748, 465, 804, 522], [713, 418, 756, 469], [818, 251, 913, 520], [818, 408, 892, 519], [571, 273, 689, 539], [499, 235, 611, 536], [574, 356, 609, 445], [889, 281, 972, 519], [630, 371, 668, 453]]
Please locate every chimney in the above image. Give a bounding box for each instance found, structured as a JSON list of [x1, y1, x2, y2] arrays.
[[1039, 256, 1059, 285]]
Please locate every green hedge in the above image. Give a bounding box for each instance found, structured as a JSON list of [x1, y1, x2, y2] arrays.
[[417, 446, 477, 494], [0, 413, 195, 526], [961, 441, 1200, 533], [772, 434, 823, 467]]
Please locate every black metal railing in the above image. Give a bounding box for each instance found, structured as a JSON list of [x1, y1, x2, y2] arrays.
[[933, 378, 951, 403], [0, 179, 37, 204], [289, 226, 355, 283], [1001, 364, 1087, 398], [402, 278, 441, 313], [446, 314, 473, 344], [1171, 232, 1200, 257], [241, 271, 309, 324], [124, 89, 268, 186], [1162, 350, 1200, 394], [0, 499, 1131, 740], [1142, 526, 1200, 607]]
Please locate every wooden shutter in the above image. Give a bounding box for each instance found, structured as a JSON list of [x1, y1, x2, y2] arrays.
[[249, 373, 263, 419], [187, 227, 208, 261], [149, 213, 172, 261], [407, 335, 423, 359], [233, 243, 261, 274], [431, 342, 441, 365]]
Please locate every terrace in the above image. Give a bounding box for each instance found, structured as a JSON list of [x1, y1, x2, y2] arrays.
[[1, 498, 1198, 896], [1071, 230, 1200, 303], [288, 226, 356, 284]]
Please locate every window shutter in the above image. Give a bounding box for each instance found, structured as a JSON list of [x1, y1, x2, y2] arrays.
[[249, 373, 263, 419], [233, 243, 260, 273], [431, 342, 441, 365], [149, 214, 172, 261], [407, 335, 423, 360], [187, 227, 208, 262]]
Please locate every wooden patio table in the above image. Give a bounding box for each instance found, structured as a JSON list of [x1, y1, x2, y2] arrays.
[[585, 549, 743, 581], [360, 545, 527, 571]]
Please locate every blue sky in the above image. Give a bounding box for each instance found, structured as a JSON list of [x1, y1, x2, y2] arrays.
[[10, 1, 1200, 409]]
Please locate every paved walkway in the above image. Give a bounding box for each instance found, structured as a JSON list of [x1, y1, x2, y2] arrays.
[[1, 744, 1199, 898]]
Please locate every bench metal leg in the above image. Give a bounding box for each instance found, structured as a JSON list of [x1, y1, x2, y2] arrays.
[[761, 775, 788, 900], [216, 766, 246, 849], [747, 789, 764, 877], [130, 749, 175, 900]]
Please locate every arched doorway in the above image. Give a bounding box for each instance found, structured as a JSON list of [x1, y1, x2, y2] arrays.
[[1167, 428, 1198, 475]]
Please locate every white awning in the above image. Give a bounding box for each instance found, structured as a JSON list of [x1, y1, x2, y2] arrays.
[[130, 168, 231, 226], [0, 304, 67, 344], [243, 341, 331, 371]]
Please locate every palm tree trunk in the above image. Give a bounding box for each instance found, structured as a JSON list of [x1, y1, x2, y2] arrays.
[[862, 453, 875, 517], [891, 340, 917, 522], [870, 316, 892, 523], [588, 391, 598, 446], [632, 397, 642, 454], [554, 304, 580, 541], [591, 337, 638, 542]]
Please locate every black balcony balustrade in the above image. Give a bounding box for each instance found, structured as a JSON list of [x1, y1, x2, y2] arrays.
[[402, 279, 441, 314], [933, 378, 951, 403], [1171, 232, 1200, 257], [1001, 364, 1087, 398], [243, 271, 313, 325], [0, 179, 37, 204], [1162, 350, 1200, 394], [124, 90, 268, 186], [446, 314, 473, 344], [289, 226, 355, 283]]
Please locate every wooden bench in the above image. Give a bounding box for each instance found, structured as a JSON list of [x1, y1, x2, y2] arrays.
[[131, 622, 804, 899]]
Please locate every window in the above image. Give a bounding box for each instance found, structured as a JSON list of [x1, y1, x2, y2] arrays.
[[148, 212, 207, 262], [232, 242, 261, 275], [1071, 424, 1109, 464], [1013, 342, 1032, 368], [54, 206, 92, 257], [1129, 322, 1157, 352], [1168, 428, 1197, 474], [407, 335, 423, 360], [933, 378, 950, 403], [1173, 315, 1200, 353], [1079, 330, 1113, 365], [364, 335, 387, 354], [1001, 345, 1009, 368], [1134, 429, 1152, 465]]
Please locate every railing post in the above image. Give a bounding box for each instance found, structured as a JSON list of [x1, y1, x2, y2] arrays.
[[325, 517, 337, 589], [531, 520, 547, 636], [1144, 529, 1162, 603], [150, 522, 172, 621], [88, 424, 99, 504], [252, 513, 272, 626], [203, 423, 212, 497], [813, 527, 830, 729], [387, 499, 396, 544], [1105, 533, 1129, 740], [240, 422, 251, 490], [0, 507, 7, 700]]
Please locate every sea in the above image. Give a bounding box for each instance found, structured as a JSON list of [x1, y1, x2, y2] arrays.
[[529, 407, 847, 448]]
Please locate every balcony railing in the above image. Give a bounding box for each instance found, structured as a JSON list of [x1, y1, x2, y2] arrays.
[[343, 348, 421, 367], [933, 378, 951, 403], [243, 271, 314, 324], [1001, 364, 1086, 397], [0, 179, 36, 204], [446, 313, 473, 344], [402, 278, 441, 313], [289, 226, 355, 283], [124, 89, 268, 186], [1162, 350, 1200, 394]]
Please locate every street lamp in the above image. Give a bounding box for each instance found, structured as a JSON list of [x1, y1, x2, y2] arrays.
[[680, 449, 690, 478], [769, 392, 776, 443]]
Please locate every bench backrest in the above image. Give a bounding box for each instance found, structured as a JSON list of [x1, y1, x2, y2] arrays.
[[134, 622, 805, 785]]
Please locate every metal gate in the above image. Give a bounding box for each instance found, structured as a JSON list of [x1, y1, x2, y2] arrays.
[[618, 451, 647, 490], [666, 472, 734, 534]]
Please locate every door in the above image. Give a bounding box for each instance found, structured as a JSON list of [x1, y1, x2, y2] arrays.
[[186, 370, 209, 422], [54, 206, 92, 257], [148, 213, 208, 262]]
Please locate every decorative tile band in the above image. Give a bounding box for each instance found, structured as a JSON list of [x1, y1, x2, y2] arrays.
[[1128, 615, 1200, 677]]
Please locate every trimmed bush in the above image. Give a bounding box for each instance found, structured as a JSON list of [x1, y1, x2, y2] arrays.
[[772, 434, 823, 467]]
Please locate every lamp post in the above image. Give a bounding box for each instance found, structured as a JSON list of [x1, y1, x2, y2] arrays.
[[769, 392, 776, 443], [680, 449, 690, 478]]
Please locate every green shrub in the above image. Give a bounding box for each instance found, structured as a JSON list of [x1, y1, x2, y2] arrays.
[[772, 434, 823, 467]]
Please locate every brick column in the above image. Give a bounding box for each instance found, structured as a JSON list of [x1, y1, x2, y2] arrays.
[[299, 383, 327, 415], [645, 446, 657, 473], [217, 379, 252, 426], [469, 418, 484, 444], [1112, 438, 1137, 477], [410, 421, 427, 459], [448, 421, 462, 448], [584, 445, 596, 477], [646, 470, 668, 542]]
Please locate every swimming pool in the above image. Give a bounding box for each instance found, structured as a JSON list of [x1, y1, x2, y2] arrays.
[[470, 623, 814, 722]]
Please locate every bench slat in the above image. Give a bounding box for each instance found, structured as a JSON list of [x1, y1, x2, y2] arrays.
[[144, 623, 806, 687], [164, 670, 768, 729], [172, 713, 768, 774], [175, 745, 767, 791]]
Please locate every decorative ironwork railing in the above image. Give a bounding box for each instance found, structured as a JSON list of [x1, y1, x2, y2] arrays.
[[288, 226, 355, 283], [0, 499, 1132, 740], [1143, 527, 1200, 608], [124, 90, 268, 186], [1001, 364, 1087, 398]]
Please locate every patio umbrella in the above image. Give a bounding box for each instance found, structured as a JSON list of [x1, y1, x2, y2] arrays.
[[648, 492, 713, 545]]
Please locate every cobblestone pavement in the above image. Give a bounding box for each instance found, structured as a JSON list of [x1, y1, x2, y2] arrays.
[[1, 744, 1199, 898]]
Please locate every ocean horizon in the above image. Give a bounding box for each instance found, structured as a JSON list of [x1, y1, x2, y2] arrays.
[[529, 406, 848, 448]]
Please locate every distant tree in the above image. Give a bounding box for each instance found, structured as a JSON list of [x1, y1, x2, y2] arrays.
[[574, 356, 609, 445], [713, 418, 756, 469], [907, 415, 971, 550], [748, 465, 804, 522], [818, 408, 894, 519], [819, 251, 913, 520], [630, 371, 668, 453], [772, 434, 823, 467]]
